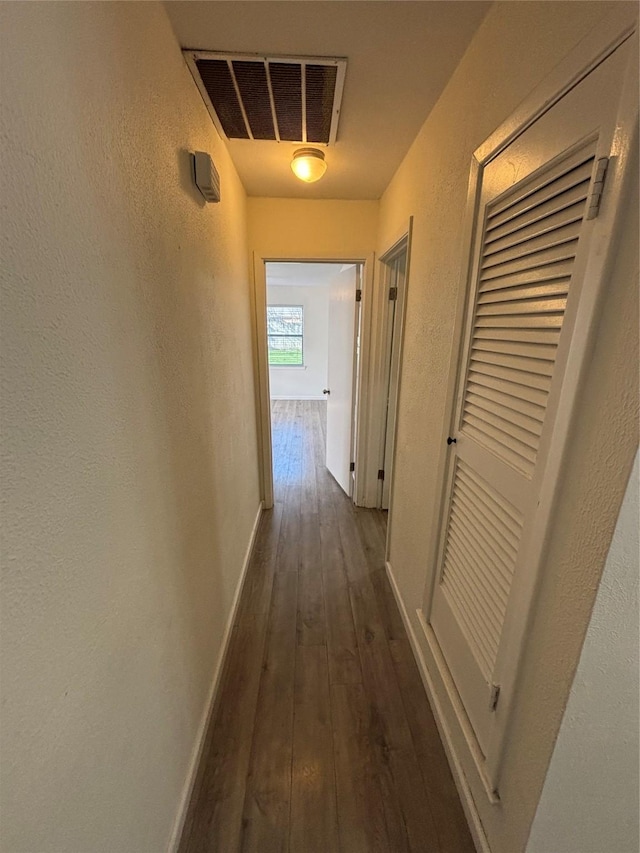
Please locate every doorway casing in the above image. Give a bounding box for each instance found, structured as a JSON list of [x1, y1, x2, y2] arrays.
[[251, 253, 377, 509], [375, 222, 413, 551]]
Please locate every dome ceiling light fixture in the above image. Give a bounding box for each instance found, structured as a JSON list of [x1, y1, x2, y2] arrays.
[[291, 147, 327, 183]]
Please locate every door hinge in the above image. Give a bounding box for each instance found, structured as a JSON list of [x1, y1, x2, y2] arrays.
[[388, 286, 398, 301], [349, 462, 355, 472], [355, 288, 362, 302], [585, 157, 609, 220], [489, 683, 501, 712], [377, 469, 385, 481]]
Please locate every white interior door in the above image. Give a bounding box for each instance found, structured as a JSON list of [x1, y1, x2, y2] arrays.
[[427, 39, 632, 774], [381, 250, 407, 509], [325, 264, 358, 494]]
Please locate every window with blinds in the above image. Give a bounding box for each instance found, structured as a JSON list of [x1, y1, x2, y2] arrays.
[[267, 305, 304, 366]]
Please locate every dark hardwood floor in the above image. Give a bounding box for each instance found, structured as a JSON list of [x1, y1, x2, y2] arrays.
[[180, 400, 475, 852]]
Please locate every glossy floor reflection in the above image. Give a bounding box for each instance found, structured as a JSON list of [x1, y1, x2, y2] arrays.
[[181, 401, 475, 853]]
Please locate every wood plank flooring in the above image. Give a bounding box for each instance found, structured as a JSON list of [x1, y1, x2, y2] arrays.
[[181, 401, 475, 853]]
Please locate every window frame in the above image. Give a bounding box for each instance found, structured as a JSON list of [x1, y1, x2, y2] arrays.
[[266, 304, 305, 368]]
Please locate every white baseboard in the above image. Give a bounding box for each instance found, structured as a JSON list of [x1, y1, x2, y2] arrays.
[[270, 394, 327, 400], [384, 560, 491, 853], [167, 502, 264, 853]]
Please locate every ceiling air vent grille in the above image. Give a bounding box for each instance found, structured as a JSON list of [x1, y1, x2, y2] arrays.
[[185, 52, 346, 145]]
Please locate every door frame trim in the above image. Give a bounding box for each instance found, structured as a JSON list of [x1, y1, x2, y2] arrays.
[[373, 220, 413, 551], [378, 235, 409, 508], [251, 254, 374, 508], [421, 12, 638, 796]]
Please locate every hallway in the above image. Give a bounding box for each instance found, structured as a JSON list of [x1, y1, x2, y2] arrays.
[[181, 401, 475, 852]]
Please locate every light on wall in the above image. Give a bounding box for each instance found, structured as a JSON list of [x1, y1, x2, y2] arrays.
[[290, 148, 327, 183]]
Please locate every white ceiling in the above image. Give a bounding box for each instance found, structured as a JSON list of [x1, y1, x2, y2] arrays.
[[266, 262, 348, 288], [165, 1, 490, 200]]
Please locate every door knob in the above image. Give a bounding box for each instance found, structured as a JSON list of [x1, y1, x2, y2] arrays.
[[323, 389, 330, 395]]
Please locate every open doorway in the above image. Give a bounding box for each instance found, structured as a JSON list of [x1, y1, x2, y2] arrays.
[[262, 261, 363, 503]]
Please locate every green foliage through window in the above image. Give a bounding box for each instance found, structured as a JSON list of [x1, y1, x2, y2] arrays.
[[267, 305, 304, 366]]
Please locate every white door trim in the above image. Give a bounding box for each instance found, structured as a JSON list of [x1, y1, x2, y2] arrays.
[[252, 254, 375, 508], [421, 17, 638, 796], [250, 251, 274, 509], [375, 220, 413, 552]]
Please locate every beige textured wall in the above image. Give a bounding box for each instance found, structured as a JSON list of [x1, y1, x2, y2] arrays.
[[247, 198, 379, 260], [526, 453, 639, 853], [377, 3, 639, 852], [248, 198, 381, 504], [0, 3, 259, 851]]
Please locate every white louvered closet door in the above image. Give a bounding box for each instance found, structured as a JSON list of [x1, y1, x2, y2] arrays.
[[428, 38, 633, 769]]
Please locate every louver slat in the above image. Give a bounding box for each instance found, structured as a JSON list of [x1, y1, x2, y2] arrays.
[[486, 158, 594, 231], [441, 559, 498, 674], [483, 201, 586, 257], [447, 537, 510, 609], [485, 182, 590, 246], [447, 515, 512, 609], [447, 514, 512, 596], [469, 359, 552, 393], [449, 506, 519, 585], [461, 152, 595, 476], [471, 349, 555, 376], [474, 313, 565, 329], [479, 262, 573, 292], [467, 373, 548, 406], [441, 462, 524, 679], [453, 475, 521, 551], [482, 223, 582, 269], [476, 296, 568, 317], [449, 495, 516, 576], [466, 390, 544, 435], [480, 240, 579, 279], [472, 339, 557, 361], [488, 143, 596, 218], [473, 327, 561, 345], [466, 380, 546, 421], [463, 422, 538, 469], [457, 462, 523, 529], [464, 402, 540, 450]]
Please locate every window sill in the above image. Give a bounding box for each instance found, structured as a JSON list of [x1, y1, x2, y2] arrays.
[[269, 365, 307, 370]]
